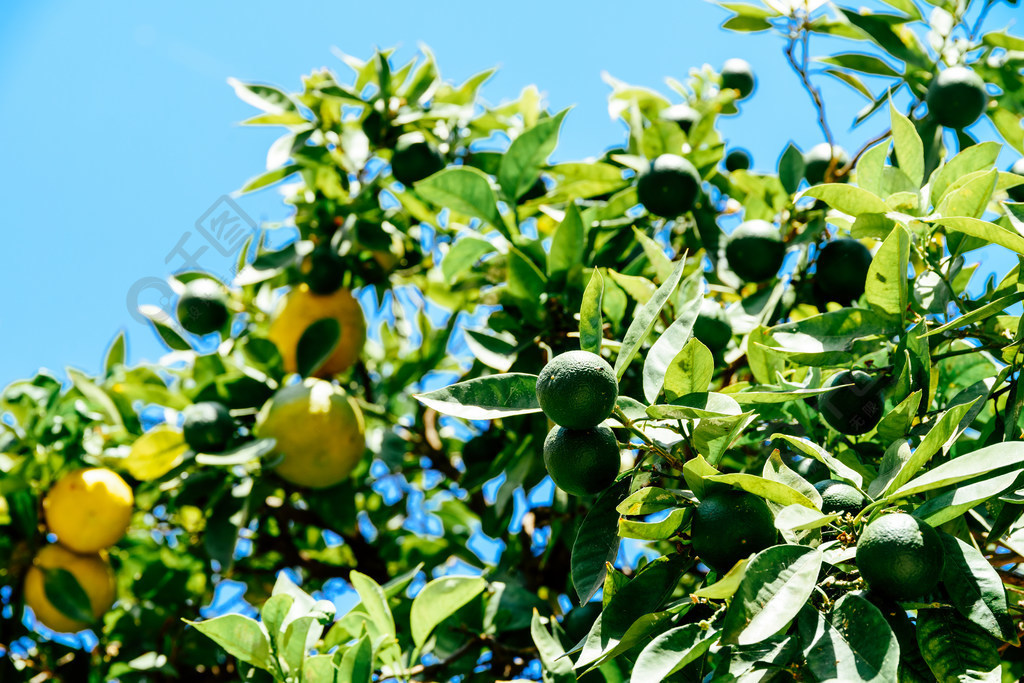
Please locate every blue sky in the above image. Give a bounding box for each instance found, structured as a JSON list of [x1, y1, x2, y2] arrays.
[[0, 0, 1019, 387]]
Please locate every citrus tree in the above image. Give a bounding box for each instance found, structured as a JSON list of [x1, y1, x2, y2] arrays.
[[4, 0, 1024, 681]]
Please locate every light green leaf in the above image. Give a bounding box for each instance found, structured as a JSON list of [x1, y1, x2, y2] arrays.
[[886, 441, 1024, 501], [890, 101, 924, 188], [771, 434, 864, 489], [614, 258, 686, 381], [350, 571, 395, 640], [708, 473, 817, 509], [930, 141, 1001, 206], [643, 285, 702, 403], [801, 184, 890, 216], [498, 109, 568, 200], [665, 338, 715, 401], [442, 236, 495, 283], [186, 615, 271, 671], [865, 224, 909, 320], [411, 575, 488, 647], [415, 167, 505, 234], [580, 269, 605, 355], [548, 204, 585, 280], [935, 216, 1024, 256]]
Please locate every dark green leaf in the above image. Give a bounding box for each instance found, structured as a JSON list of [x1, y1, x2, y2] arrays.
[[572, 479, 630, 604], [296, 318, 340, 377], [498, 109, 568, 200], [798, 595, 899, 682], [940, 532, 1018, 644]]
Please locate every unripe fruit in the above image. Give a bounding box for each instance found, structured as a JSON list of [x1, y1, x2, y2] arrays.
[[926, 66, 988, 130], [721, 59, 755, 99], [819, 370, 884, 435], [857, 513, 944, 601], [803, 143, 850, 186], [725, 220, 785, 282], [391, 133, 445, 186], [636, 154, 702, 218], [815, 238, 873, 305], [543, 425, 620, 497], [691, 490, 776, 572], [661, 104, 700, 133], [177, 279, 230, 336], [692, 300, 732, 353], [724, 149, 751, 172], [536, 351, 618, 429]]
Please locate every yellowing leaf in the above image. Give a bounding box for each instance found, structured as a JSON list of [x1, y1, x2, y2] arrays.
[[128, 426, 188, 481]]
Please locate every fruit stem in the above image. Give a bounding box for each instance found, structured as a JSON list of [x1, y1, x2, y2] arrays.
[[612, 406, 683, 468]]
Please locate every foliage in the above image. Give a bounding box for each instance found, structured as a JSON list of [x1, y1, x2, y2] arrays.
[[3, 0, 1024, 681]]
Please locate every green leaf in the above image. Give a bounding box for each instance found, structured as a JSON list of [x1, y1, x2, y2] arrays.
[[721, 545, 823, 645], [350, 571, 395, 641], [572, 479, 630, 604], [913, 468, 1022, 526], [775, 505, 837, 531], [708, 473, 818, 509], [820, 53, 901, 78], [104, 332, 126, 374], [240, 166, 300, 194], [614, 258, 686, 380], [618, 507, 688, 540], [186, 614, 272, 671], [802, 184, 890, 215], [296, 318, 340, 377], [411, 575, 488, 647], [729, 386, 841, 404], [889, 101, 924, 188], [779, 143, 805, 195], [664, 338, 715, 401], [260, 594, 293, 639], [632, 624, 717, 680], [865, 224, 910, 320], [935, 216, 1024, 256], [642, 285, 702, 402], [576, 554, 690, 670], [442, 236, 495, 283], [633, 229, 675, 283], [922, 293, 1024, 338], [498, 109, 568, 200], [335, 634, 373, 683], [885, 441, 1024, 501], [991, 107, 1024, 155], [139, 306, 192, 352], [228, 79, 299, 114], [722, 14, 772, 31], [616, 487, 686, 516], [940, 532, 1018, 644], [42, 568, 97, 626], [68, 368, 124, 429], [771, 435, 864, 489], [875, 390, 922, 441], [916, 608, 1001, 682], [647, 392, 743, 420], [692, 412, 756, 466], [930, 142, 1001, 206], [414, 373, 541, 420], [530, 612, 575, 681], [798, 594, 899, 683], [874, 399, 980, 498], [937, 168, 997, 220], [579, 269, 605, 355], [506, 247, 547, 303], [548, 204, 585, 281], [856, 140, 889, 197], [281, 615, 324, 677], [414, 167, 505, 235], [693, 558, 748, 599]]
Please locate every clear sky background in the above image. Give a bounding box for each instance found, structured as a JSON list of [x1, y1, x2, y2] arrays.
[[1, 0, 1020, 388]]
